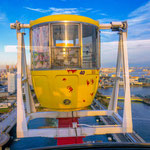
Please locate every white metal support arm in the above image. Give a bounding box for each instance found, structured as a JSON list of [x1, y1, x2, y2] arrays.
[[108, 26, 133, 133], [11, 21, 133, 138]]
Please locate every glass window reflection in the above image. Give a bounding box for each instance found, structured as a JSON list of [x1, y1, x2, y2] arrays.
[[32, 24, 50, 69]]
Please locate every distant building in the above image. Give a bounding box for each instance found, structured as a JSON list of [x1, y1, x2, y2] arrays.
[[8, 73, 17, 94], [145, 78, 150, 83], [0, 103, 9, 108], [138, 78, 147, 83], [0, 72, 8, 79], [6, 65, 9, 72], [0, 92, 9, 97], [111, 74, 116, 78], [129, 76, 142, 85], [0, 100, 15, 108]]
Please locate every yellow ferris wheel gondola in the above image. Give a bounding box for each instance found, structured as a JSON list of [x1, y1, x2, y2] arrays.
[[30, 15, 100, 111]]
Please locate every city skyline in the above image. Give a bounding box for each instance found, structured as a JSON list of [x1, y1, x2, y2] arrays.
[[0, 1, 150, 146], [0, 0, 150, 67]]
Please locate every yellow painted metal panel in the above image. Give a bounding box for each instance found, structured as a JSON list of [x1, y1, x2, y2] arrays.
[[31, 69, 99, 111], [30, 15, 99, 27]]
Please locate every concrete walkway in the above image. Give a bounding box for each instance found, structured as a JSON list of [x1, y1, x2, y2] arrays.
[[0, 108, 16, 147], [0, 133, 10, 147], [0, 108, 16, 133]]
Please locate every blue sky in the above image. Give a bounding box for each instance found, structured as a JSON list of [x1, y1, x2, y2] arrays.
[[0, 0, 150, 68]]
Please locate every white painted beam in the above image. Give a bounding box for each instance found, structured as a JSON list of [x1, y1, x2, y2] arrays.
[[30, 110, 113, 120], [121, 31, 133, 133], [17, 32, 28, 138], [108, 31, 122, 112], [99, 22, 124, 30], [26, 126, 122, 138]]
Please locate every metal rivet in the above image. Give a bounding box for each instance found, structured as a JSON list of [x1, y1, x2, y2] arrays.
[[63, 99, 71, 105]]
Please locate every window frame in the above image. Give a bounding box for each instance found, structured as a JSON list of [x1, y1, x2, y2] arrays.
[[30, 22, 100, 70], [51, 23, 81, 68]]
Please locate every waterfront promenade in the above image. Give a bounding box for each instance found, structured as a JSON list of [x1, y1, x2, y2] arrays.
[[92, 99, 145, 143], [105, 95, 143, 102]]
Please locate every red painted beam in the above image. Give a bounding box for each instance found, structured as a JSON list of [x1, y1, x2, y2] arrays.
[[57, 117, 79, 128], [56, 136, 84, 145], [56, 117, 84, 145]]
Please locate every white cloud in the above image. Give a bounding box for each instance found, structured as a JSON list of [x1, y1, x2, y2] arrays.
[[50, 7, 79, 15], [101, 31, 116, 35], [4, 45, 30, 53], [99, 13, 107, 16], [24, 7, 49, 13], [24, 7, 107, 16], [24, 7, 93, 15], [4, 45, 18, 52], [101, 39, 150, 67], [127, 1, 150, 40], [0, 12, 7, 24], [128, 1, 150, 18], [23, 2, 150, 67], [98, 1, 150, 42], [98, 18, 120, 24]]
